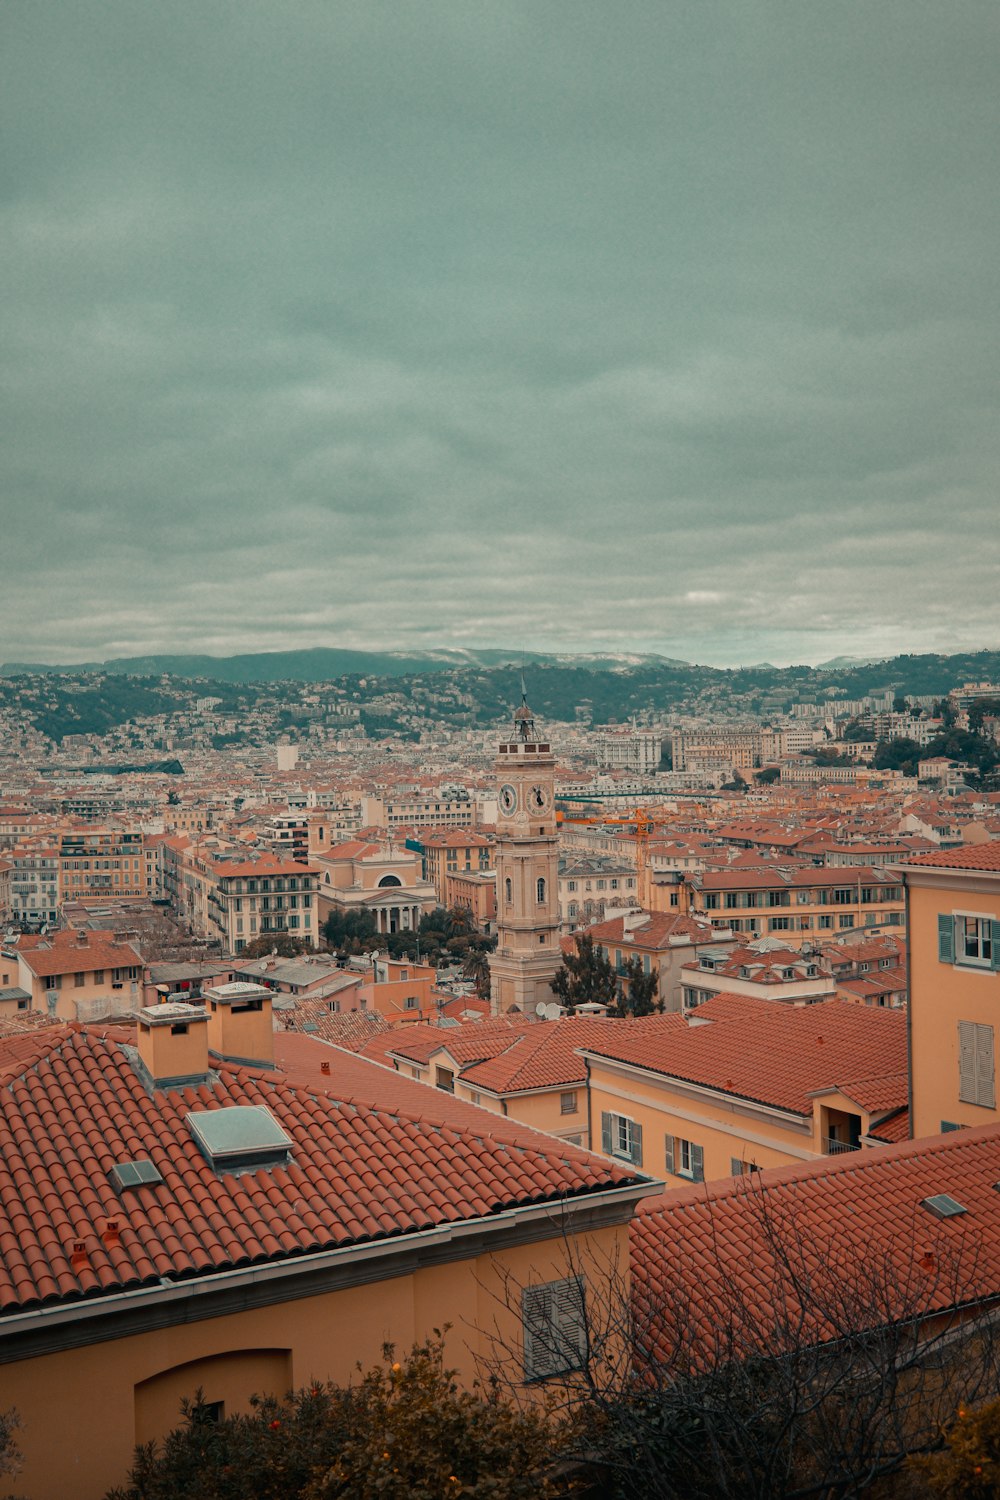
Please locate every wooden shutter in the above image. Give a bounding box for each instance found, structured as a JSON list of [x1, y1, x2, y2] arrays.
[[664, 1135, 675, 1174], [938, 914, 955, 963], [630, 1121, 643, 1167], [521, 1283, 551, 1382], [552, 1275, 586, 1373], [731, 1157, 745, 1177], [991, 921, 1000, 971], [692, 1143, 705, 1182], [601, 1112, 612, 1153], [976, 1024, 995, 1108], [959, 1021, 977, 1104]]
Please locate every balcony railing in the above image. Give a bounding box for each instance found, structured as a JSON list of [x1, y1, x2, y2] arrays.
[[824, 1137, 861, 1155]]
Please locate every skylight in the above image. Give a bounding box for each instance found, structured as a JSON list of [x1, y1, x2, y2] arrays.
[[187, 1105, 293, 1175], [921, 1193, 967, 1219], [109, 1159, 163, 1194]]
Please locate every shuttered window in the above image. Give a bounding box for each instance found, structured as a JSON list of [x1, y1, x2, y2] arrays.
[[600, 1110, 643, 1166], [940, 913, 1000, 969], [959, 1021, 995, 1108], [521, 1276, 587, 1382], [665, 1135, 705, 1181]]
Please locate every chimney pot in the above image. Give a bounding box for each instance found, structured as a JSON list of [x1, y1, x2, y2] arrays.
[[71, 1240, 88, 1270], [320, 1060, 331, 1075]]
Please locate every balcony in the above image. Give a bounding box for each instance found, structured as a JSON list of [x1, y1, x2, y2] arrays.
[[824, 1137, 861, 1155]]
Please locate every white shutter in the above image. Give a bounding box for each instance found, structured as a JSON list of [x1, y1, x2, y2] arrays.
[[521, 1278, 586, 1381], [959, 1021, 977, 1104], [976, 1023, 995, 1108]]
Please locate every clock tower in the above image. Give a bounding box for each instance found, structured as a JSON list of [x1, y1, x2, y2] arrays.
[[489, 689, 562, 1015]]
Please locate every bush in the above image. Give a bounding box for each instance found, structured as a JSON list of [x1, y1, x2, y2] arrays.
[[915, 1396, 1000, 1497], [106, 1337, 572, 1500]]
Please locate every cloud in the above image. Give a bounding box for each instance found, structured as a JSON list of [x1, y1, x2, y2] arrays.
[[2, 1, 999, 666]]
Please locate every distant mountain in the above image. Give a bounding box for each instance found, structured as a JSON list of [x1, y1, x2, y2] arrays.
[[0, 647, 692, 683], [817, 654, 893, 670]]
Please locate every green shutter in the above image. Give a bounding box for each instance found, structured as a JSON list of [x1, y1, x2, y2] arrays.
[[630, 1121, 643, 1168], [938, 913, 955, 963], [692, 1144, 705, 1182], [601, 1112, 612, 1154], [991, 920, 1000, 971], [664, 1135, 675, 1174]]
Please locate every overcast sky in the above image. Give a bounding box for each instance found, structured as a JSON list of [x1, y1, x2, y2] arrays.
[[4, 2, 999, 668]]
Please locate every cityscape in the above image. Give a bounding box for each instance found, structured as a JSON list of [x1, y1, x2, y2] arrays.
[[4, 3, 1000, 1497]]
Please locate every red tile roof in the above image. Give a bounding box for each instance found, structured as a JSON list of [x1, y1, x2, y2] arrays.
[[906, 843, 1000, 872], [461, 1016, 677, 1095], [0, 1029, 644, 1315], [630, 1123, 1000, 1359], [578, 996, 907, 1117], [17, 936, 142, 979]]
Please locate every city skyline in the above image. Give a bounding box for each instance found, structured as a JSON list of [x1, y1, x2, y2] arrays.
[[5, 2, 999, 667]]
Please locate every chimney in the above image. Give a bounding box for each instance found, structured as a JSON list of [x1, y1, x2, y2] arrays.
[[203, 982, 275, 1070], [136, 1003, 211, 1090]]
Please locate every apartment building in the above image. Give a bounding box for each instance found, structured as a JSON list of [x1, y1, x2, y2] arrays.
[[58, 827, 145, 904], [9, 847, 59, 928], [682, 864, 905, 946], [0, 1015, 655, 1498], [581, 994, 908, 1183], [418, 830, 494, 903], [904, 843, 1000, 1137]]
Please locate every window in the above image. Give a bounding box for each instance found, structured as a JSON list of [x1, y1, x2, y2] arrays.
[[505, 878, 512, 904], [941, 913, 1000, 970], [521, 1276, 586, 1382], [601, 1110, 643, 1166], [666, 1135, 704, 1181], [838, 915, 855, 929], [567, 881, 577, 892], [404, 996, 419, 1010], [731, 1157, 758, 1176], [959, 1021, 995, 1108], [704, 893, 719, 909], [536, 877, 546, 903], [435, 1066, 455, 1093], [560, 1091, 578, 1115], [769, 916, 791, 932], [74, 972, 86, 987]]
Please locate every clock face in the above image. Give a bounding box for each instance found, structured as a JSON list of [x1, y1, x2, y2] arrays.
[[528, 784, 550, 813], [499, 783, 518, 816]]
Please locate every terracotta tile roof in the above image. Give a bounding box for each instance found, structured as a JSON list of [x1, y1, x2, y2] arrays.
[[867, 1108, 909, 1143], [18, 936, 142, 979], [584, 912, 718, 948], [0, 1029, 644, 1316], [382, 1016, 535, 1068], [213, 857, 318, 878], [906, 843, 1000, 872], [821, 1071, 909, 1114], [630, 1123, 1000, 1358], [462, 1016, 677, 1095], [578, 996, 907, 1117]]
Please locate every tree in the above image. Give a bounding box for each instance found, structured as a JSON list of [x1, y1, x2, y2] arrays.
[[480, 1176, 1000, 1500], [241, 934, 312, 960], [754, 767, 781, 786], [967, 696, 1000, 734], [893, 695, 909, 714], [322, 908, 382, 955], [461, 948, 491, 1000], [550, 934, 618, 1010], [609, 958, 660, 1018], [105, 1337, 569, 1500]]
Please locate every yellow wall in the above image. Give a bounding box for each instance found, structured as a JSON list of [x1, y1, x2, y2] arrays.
[[587, 1056, 822, 1183], [6, 1224, 626, 1500], [909, 872, 1000, 1137]]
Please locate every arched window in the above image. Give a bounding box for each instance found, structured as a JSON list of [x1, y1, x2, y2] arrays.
[[536, 877, 546, 903], [377, 874, 402, 888], [505, 877, 512, 904]]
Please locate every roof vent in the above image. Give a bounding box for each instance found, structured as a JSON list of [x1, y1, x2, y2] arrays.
[[921, 1193, 967, 1219], [187, 1105, 293, 1176], [109, 1160, 164, 1194]]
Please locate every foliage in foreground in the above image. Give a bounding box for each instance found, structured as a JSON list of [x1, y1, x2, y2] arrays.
[[915, 1394, 1000, 1497], [105, 1336, 572, 1500]]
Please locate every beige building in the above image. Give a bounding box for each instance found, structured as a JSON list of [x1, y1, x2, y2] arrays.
[[314, 838, 437, 936]]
